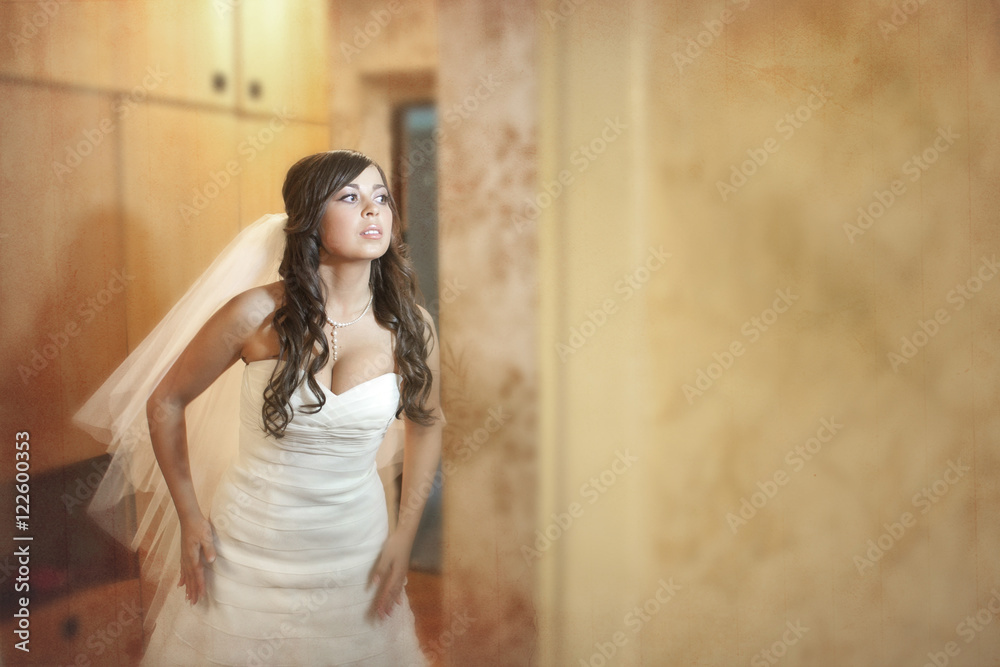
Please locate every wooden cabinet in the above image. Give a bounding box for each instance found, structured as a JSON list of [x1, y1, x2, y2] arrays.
[[0, 1, 233, 107], [0, 81, 126, 475], [0, 2, 120, 91], [238, 116, 331, 223], [120, 103, 242, 342], [118, 1, 237, 109], [0, 0, 328, 119], [239, 0, 330, 123]]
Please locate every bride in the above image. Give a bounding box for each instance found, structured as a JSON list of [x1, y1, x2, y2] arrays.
[[78, 150, 442, 665]]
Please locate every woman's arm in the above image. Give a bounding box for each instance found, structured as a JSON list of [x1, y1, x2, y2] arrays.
[[369, 306, 444, 619], [147, 287, 275, 605]]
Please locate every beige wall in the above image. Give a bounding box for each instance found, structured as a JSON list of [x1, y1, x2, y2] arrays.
[[329, 0, 438, 164], [437, 1, 539, 663], [535, 0, 1000, 665]]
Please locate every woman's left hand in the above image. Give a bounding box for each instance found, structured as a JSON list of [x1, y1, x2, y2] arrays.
[[367, 531, 414, 620]]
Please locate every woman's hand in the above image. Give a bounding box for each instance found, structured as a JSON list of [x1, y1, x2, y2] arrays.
[[177, 514, 217, 606], [367, 531, 414, 620]]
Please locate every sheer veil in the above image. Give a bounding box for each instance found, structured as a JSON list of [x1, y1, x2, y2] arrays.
[[73, 212, 406, 632]]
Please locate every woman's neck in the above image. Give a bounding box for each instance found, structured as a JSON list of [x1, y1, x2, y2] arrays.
[[317, 260, 373, 320]]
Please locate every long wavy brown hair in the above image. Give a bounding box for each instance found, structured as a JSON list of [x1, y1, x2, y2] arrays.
[[262, 150, 435, 437]]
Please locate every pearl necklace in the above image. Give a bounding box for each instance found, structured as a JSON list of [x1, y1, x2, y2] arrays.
[[324, 293, 373, 363]]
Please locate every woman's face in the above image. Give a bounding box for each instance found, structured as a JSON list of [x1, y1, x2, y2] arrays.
[[318, 164, 393, 263]]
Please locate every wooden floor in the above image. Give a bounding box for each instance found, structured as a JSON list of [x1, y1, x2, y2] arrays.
[[406, 569, 444, 665]]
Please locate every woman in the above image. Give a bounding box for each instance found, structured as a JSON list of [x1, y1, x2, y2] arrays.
[[79, 150, 441, 665]]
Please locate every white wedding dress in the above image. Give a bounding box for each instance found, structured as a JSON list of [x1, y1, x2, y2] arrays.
[[139, 360, 428, 666]]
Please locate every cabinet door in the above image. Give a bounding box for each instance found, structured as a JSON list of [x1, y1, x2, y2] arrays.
[[120, 102, 241, 343], [0, 1, 235, 108], [0, 1, 119, 90], [237, 117, 330, 225], [238, 0, 329, 124], [0, 81, 125, 474], [119, 0, 236, 109]]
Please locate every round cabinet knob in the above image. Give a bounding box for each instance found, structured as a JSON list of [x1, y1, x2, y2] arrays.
[[212, 72, 227, 93], [248, 80, 262, 100]]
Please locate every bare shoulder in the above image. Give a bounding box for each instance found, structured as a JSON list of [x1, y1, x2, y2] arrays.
[[151, 282, 286, 403], [225, 280, 284, 323], [226, 281, 285, 361], [202, 281, 283, 352], [415, 304, 437, 335]]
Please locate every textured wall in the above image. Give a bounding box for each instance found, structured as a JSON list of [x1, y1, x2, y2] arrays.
[[537, 0, 1000, 665], [328, 0, 438, 162], [437, 1, 539, 664]]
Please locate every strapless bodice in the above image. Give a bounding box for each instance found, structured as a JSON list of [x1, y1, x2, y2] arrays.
[[235, 360, 401, 504]]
